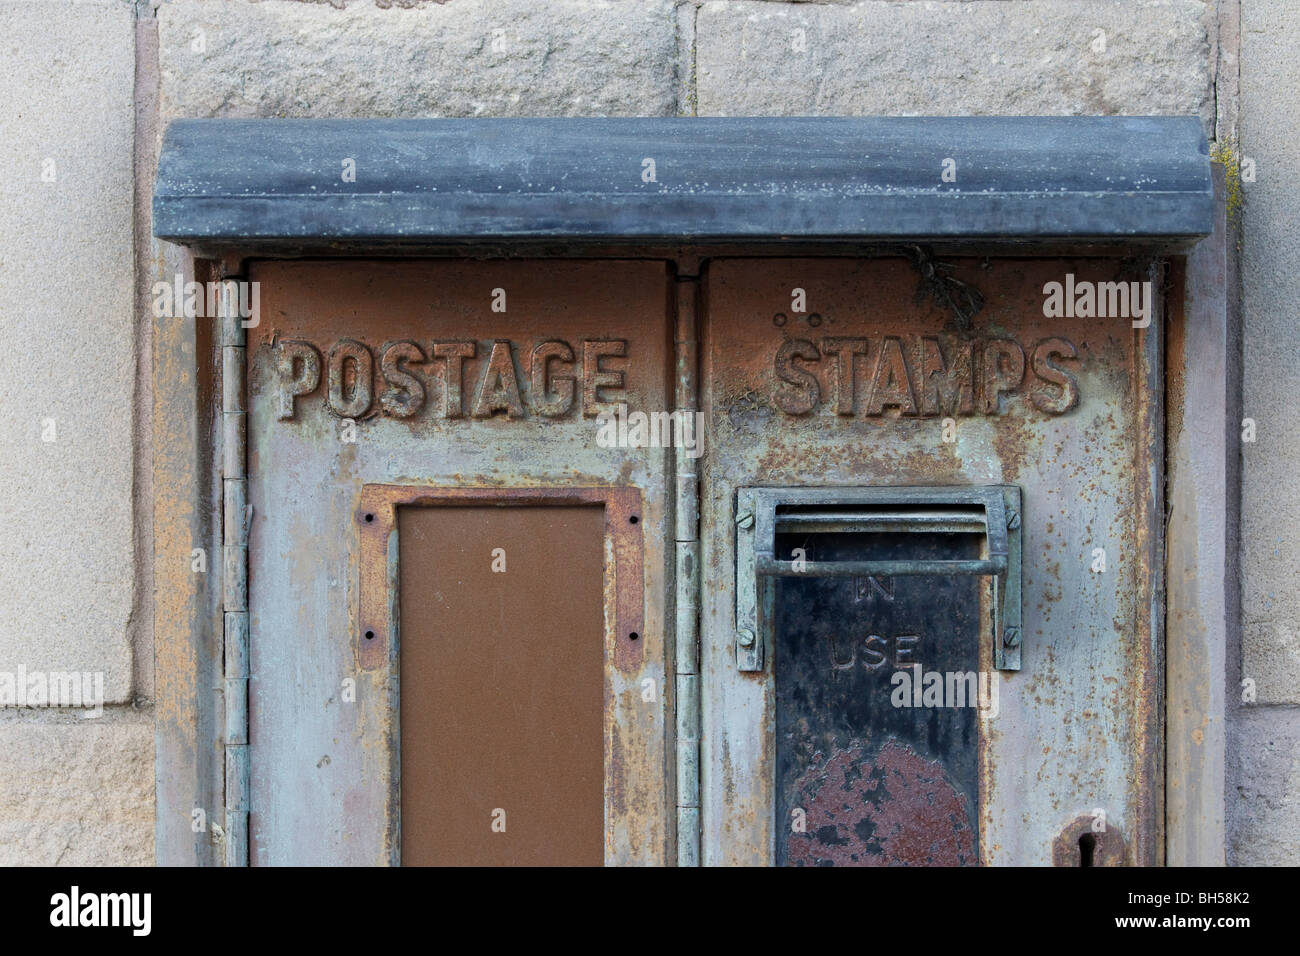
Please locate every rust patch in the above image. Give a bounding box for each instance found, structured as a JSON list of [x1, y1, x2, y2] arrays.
[[785, 740, 976, 866]]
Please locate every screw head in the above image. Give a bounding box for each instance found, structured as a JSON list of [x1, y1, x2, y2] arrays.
[[1007, 509, 1021, 530], [1002, 626, 1021, 648], [735, 511, 755, 530], [737, 627, 756, 648]]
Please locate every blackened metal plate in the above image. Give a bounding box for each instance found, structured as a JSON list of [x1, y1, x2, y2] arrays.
[[774, 531, 982, 866]]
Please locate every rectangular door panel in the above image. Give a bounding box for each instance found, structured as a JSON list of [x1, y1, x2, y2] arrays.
[[399, 505, 605, 866]]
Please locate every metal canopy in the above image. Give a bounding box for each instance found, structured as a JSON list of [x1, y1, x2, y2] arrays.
[[153, 116, 1213, 247]]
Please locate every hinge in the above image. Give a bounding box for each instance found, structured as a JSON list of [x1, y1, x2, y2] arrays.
[[219, 279, 251, 867]]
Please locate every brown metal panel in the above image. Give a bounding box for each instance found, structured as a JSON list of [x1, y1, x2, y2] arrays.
[[399, 505, 605, 866], [357, 483, 644, 865]]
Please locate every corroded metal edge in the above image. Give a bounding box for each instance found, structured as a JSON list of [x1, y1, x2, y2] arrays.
[[153, 248, 224, 867], [1165, 165, 1229, 865], [736, 485, 1022, 672], [150, 238, 1232, 867]]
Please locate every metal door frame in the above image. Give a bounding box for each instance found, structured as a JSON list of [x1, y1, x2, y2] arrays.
[[355, 484, 644, 865]]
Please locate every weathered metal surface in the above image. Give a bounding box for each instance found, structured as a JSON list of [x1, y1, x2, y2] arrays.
[[221, 311, 251, 867], [358, 485, 644, 676], [359, 484, 643, 865], [774, 531, 982, 866], [1052, 813, 1128, 867], [153, 246, 226, 866], [1165, 165, 1229, 865], [153, 118, 1214, 248], [700, 257, 1163, 865], [735, 485, 1021, 672], [245, 259, 672, 865], [398, 505, 606, 866]]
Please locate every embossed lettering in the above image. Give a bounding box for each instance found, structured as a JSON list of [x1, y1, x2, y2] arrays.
[[379, 341, 426, 418], [582, 339, 627, 417], [981, 339, 1025, 415], [773, 338, 821, 415], [432, 340, 475, 419], [276, 341, 321, 420], [327, 340, 373, 418], [918, 336, 975, 416], [865, 336, 917, 416], [820, 337, 867, 416], [531, 340, 576, 417], [1029, 337, 1080, 414], [471, 340, 525, 419]]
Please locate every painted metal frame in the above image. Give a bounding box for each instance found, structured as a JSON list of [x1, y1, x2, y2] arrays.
[[1164, 167, 1230, 864], [696, 254, 1167, 865], [154, 242, 1226, 866], [672, 273, 702, 867], [354, 484, 644, 864], [218, 296, 250, 867]]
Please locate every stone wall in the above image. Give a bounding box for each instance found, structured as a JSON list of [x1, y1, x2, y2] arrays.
[[0, 0, 1291, 865], [1232, 0, 1300, 867], [0, 0, 152, 866]]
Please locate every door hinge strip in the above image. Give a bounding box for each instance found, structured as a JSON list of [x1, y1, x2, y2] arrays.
[[220, 282, 250, 867], [673, 271, 701, 867]]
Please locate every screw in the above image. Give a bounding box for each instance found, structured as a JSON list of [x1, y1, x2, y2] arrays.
[[1003, 626, 1021, 648], [737, 627, 756, 648], [735, 511, 755, 530], [1007, 509, 1021, 530]]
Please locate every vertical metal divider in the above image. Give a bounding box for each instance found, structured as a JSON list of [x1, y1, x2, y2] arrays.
[[1143, 257, 1168, 865], [673, 262, 702, 866], [220, 279, 250, 867]]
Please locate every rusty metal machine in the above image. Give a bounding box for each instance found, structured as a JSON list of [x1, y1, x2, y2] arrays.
[[152, 117, 1216, 866]]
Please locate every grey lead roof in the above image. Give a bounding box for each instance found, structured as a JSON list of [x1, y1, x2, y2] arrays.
[[153, 116, 1213, 246]]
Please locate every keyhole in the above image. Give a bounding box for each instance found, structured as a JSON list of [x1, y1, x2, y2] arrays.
[[1078, 832, 1096, 867]]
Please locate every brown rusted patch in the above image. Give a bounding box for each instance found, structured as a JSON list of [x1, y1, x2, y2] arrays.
[[785, 740, 976, 866], [1052, 813, 1128, 866]]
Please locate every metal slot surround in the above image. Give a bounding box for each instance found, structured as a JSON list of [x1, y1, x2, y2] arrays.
[[735, 486, 1023, 672]]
